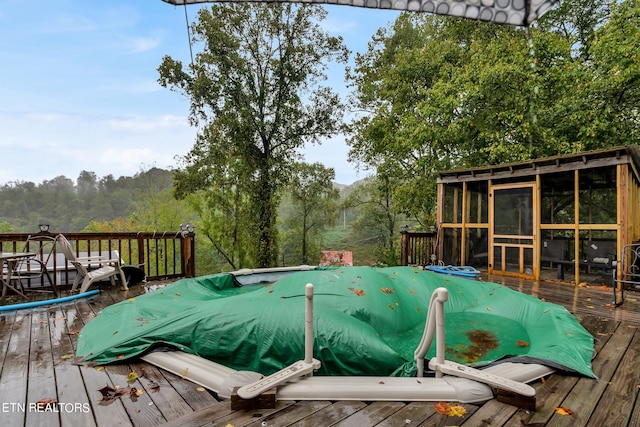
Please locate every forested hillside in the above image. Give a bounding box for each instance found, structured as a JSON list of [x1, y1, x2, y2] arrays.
[[0, 168, 174, 233], [0, 168, 382, 273]]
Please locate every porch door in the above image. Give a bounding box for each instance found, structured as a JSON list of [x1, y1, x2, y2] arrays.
[[490, 183, 536, 277]]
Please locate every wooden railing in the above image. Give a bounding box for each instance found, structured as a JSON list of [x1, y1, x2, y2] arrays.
[[0, 231, 195, 290], [400, 231, 438, 266]]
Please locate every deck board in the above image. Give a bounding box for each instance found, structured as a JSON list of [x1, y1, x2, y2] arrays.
[[126, 361, 195, 423], [332, 401, 405, 427], [0, 311, 31, 426], [155, 369, 219, 411], [73, 297, 134, 427], [290, 401, 367, 426], [586, 327, 640, 426], [548, 323, 635, 427], [0, 278, 639, 427], [49, 307, 96, 427], [375, 401, 437, 426], [25, 310, 60, 427]]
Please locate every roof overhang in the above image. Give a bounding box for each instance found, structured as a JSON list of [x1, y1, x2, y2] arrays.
[[437, 146, 640, 184], [160, 0, 559, 27]]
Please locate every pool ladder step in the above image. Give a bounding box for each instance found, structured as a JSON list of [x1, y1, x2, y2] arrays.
[[237, 358, 321, 399], [430, 359, 536, 397]]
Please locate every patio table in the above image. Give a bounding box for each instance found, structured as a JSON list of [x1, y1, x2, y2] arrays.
[[1, 251, 36, 301]]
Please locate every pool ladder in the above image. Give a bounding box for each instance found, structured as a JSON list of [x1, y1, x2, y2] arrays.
[[237, 284, 534, 399]]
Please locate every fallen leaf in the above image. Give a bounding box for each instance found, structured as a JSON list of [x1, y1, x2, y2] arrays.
[[434, 401, 466, 417], [116, 354, 125, 359], [96, 366, 104, 371], [127, 371, 138, 382], [448, 404, 467, 417], [86, 361, 97, 368], [196, 387, 205, 392], [182, 368, 189, 378], [554, 406, 574, 416], [98, 385, 124, 401], [129, 387, 143, 402], [348, 287, 365, 296], [60, 353, 74, 360], [380, 287, 393, 294], [434, 402, 451, 415], [36, 398, 57, 411], [128, 298, 135, 303], [516, 340, 530, 347]]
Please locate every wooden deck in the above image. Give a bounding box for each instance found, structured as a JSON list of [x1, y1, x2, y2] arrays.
[[1, 275, 639, 426]]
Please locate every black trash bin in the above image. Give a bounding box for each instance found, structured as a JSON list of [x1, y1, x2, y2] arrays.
[[121, 265, 145, 286]]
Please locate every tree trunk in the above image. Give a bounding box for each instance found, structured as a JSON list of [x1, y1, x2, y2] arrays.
[[254, 166, 278, 268]]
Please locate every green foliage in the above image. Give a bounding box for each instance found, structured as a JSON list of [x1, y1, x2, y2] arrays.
[[0, 220, 14, 233], [342, 175, 409, 266], [0, 168, 172, 233], [161, 3, 348, 268], [347, 4, 639, 226], [280, 162, 340, 264]]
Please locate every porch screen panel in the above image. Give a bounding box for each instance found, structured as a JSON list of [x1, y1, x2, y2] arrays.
[[441, 227, 461, 265], [466, 227, 488, 267], [541, 171, 575, 224], [494, 187, 533, 236], [466, 181, 488, 224], [443, 183, 463, 224], [579, 166, 616, 224]]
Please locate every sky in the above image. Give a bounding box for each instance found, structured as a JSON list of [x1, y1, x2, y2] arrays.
[[0, 0, 400, 186]]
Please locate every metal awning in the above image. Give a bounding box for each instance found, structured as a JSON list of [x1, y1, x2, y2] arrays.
[[160, 0, 559, 27]]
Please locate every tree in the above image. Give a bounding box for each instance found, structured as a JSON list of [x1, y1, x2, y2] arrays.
[[586, 0, 640, 145], [347, 6, 638, 224], [159, 3, 348, 267], [281, 162, 339, 264], [343, 174, 405, 266]]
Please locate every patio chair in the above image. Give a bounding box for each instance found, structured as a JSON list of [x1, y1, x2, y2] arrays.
[[57, 234, 128, 294], [4, 234, 59, 297]]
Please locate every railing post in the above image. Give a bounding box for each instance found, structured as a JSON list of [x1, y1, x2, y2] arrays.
[[400, 227, 409, 266], [137, 234, 145, 269], [182, 234, 195, 278], [180, 223, 196, 278]]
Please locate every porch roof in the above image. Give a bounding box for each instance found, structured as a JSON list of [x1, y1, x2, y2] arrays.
[[437, 145, 640, 184]]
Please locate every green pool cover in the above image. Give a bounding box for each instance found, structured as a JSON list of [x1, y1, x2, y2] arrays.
[[76, 266, 595, 378]]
